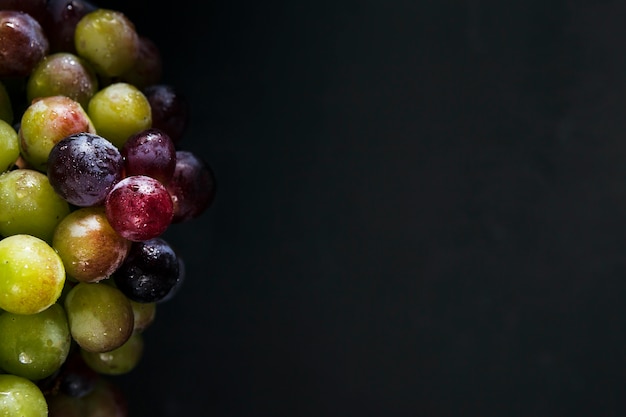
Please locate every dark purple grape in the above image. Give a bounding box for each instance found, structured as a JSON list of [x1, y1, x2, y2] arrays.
[[167, 150, 216, 223], [0, 10, 49, 78], [143, 84, 189, 145], [118, 35, 163, 89], [112, 237, 180, 303], [158, 254, 186, 303], [105, 175, 174, 242], [121, 127, 176, 184], [0, 0, 49, 27], [43, 0, 96, 53], [59, 351, 99, 398], [47, 132, 124, 207]]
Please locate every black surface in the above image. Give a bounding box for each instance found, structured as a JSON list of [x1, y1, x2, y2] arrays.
[[99, 1, 626, 416]]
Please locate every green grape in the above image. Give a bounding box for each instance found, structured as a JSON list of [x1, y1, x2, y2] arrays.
[[0, 303, 71, 381], [0, 81, 12, 125], [74, 8, 139, 77], [129, 300, 156, 333], [26, 52, 99, 109], [87, 82, 152, 148], [0, 234, 65, 315], [19, 95, 96, 172], [0, 374, 48, 417], [80, 332, 143, 376], [0, 119, 19, 173], [64, 282, 134, 353], [0, 169, 71, 243], [52, 206, 131, 283]]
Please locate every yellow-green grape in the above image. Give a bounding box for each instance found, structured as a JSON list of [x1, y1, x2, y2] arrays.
[[64, 282, 134, 353], [0, 234, 65, 315], [0, 81, 12, 124], [0, 119, 19, 172], [0, 303, 71, 381], [19, 95, 96, 172], [80, 332, 143, 375], [74, 8, 139, 77], [87, 82, 152, 148], [26, 52, 99, 109], [130, 299, 156, 333], [52, 206, 131, 283], [0, 169, 71, 243], [0, 374, 48, 417]]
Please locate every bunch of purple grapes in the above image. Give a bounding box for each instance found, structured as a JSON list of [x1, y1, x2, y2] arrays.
[[0, 1, 216, 415]]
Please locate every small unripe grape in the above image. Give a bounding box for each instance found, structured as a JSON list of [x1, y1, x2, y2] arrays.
[[129, 300, 156, 333], [0, 303, 71, 381], [0, 168, 71, 243], [74, 8, 139, 77], [26, 52, 99, 109], [0, 374, 48, 417], [64, 282, 134, 353], [0, 119, 19, 172], [80, 332, 143, 375], [52, 206, 131, 283], [19, 95, 96, 172], [87, 82, 152, 148], [0, 234, 65, 315]]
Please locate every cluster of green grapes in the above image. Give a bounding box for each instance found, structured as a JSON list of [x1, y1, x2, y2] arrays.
[[0, 1, 215, 415]]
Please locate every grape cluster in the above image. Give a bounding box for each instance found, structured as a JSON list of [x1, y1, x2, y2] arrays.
[[0, 1, 216, 415]]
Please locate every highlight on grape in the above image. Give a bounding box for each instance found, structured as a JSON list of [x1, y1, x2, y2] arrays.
[[0, 1, 216, 415]]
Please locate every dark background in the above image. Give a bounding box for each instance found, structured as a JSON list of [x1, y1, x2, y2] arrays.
[[100, 1, 626, 416]]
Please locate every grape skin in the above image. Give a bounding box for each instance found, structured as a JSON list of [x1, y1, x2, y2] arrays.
[[0, 374, 48, 417], [0, 10, 49, 77], [0, 234, 65, 315], [105, 175, 174, 242], [47, 132, 124, 207]]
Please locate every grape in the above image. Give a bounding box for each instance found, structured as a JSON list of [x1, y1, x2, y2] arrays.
[[0, 303, 71, 381], [129, 300, 156, 333], [44, 0, 97, 54], [87, 82, 152, 149], [121, 127, 176, 184], [111, 237, 180, 303], [19, 95, 96, 172], [0, 169, 71, 242], [117, 35, 163, 90], [0, 119, 19, 172], [52, 206, 131, 283], [0, 1, 218, 412], [47, 132, 123, 207], [167, 150, 217, 223], [105, 175, 174, 242], [26, 52, 99, 109], [0, 234, 65, 315], [57, 350, 99, 398], [0, 10, 49, 78], [46, 376, 128, 417], [0, 81, 13, 124], [143, 84, 189, 145], [0, 374, 48, 417], [74, 8, 139, 77], [80, 332, 143, 376], [64, 282, 134, 353]]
